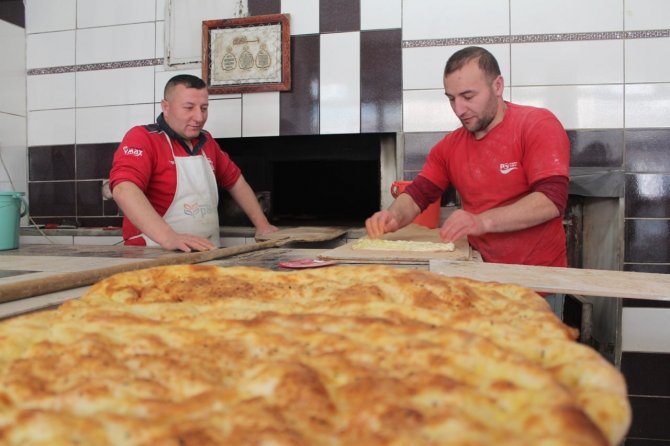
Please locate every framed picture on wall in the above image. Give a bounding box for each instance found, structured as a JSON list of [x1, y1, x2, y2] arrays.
[[202, 14, 291, 94]]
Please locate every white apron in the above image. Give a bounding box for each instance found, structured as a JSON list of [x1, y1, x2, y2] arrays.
[[140, 133, 220, 247]]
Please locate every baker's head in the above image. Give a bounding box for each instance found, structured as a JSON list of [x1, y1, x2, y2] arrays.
[[443, 47, 505, 139], [161, 74, 209, 140]]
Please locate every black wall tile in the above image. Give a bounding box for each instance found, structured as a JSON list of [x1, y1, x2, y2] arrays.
[[624, 219, 670, 263], [625, 174, 670, 218], [622, 352, 670, 397], [0, 0, 25, 28], [28, 145, 75, 181], [77, 217, 123, 228], [248, 0, 280, 16], [320, 0, 360, 33], [567, 129, 624, 167], [626, 129, 670, 174], [625, 439, 670, 445], [628, 396, 670, 440], [403, 132, 445, 171], [76, 181, 103, 216], [280, 35, 320, 135], [103, 198, 119, 217], [76, 143, 118, 180], [28, 182, 76, 217], [361, 29, 402, 133]]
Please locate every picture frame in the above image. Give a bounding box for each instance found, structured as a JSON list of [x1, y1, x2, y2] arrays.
[[202, 14, 291, 94]]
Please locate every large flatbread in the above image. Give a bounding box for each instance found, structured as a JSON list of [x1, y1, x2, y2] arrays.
[[0, 264, 630, 445]]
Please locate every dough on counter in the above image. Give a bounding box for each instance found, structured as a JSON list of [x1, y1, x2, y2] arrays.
[[352, 237, 455, 252]]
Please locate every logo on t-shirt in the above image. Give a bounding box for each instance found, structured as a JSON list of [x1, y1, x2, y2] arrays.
[[499, 161, 519, 175], [122, 146, 143, 157]]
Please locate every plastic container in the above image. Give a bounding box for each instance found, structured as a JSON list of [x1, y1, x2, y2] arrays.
[[0, 192, 29, 251], [390, 181, 440, 229]]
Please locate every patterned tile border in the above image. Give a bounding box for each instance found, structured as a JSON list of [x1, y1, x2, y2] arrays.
[[27, 58, 164, 76], [26, 29, 669, 74], [402, 29, 669, 49]]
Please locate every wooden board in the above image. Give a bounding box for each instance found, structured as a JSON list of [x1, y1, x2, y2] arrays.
[[319, 224, 470, 264], [255, 226, 347, 243], [429, 259, 670, 301]]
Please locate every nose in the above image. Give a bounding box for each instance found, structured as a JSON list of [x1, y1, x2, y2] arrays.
[[451, 98, 467, 117]]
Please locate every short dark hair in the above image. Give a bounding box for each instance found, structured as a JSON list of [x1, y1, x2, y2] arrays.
[[163, 74, 207, 99], [444, 46, 501, 81]]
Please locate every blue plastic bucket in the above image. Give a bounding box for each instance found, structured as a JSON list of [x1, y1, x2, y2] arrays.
[[0, 192, 28, 251]]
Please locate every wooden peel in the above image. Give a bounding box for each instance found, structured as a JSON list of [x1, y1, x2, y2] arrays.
[[0, 227, 347, 304]]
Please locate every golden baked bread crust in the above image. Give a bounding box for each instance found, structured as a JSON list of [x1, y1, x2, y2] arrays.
[[0, 264, 630, 445]]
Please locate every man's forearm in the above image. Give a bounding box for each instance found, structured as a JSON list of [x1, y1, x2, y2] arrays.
[[227, 176, 272, 229], [112, 181, 175, 244], [479, 191, 560, 233], [388, 193, 422, 227]]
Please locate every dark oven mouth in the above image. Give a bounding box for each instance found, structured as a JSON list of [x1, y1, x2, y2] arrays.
[[216, 134, 386, 227]]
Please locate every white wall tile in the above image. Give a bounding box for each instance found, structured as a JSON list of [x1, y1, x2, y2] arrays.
[[511, 0, 623, 34], [511, 41, 624, 86], [27, 73, 76, 110], [625, 83, 670, 128], [76, 23, 155, 65], [281, 0, 319, 35], [622, 307, 670, 353], [25, 0, 76, 34], [206, 98, 242, 138], [403, 89, 456, 132], [403, 0, 509, 40], [624, 0, 670, 30], [28, 109, 76, 146], [77, 0, 156, 28], [361, 0, 401, 30], [156, 20, 165, 59], [76, 104, 155, 144], [76, 67, 154, 108], [0, 113, 27, 194], [625, 38, 670, 83], [26, 31, 75, 69], [403, 44, 510, 90], [242, 92, 280, 137], [156, 0, 166, 21], [0, 21, 26, 116], [511, 85, 624, 129], [320, 32, 360, 134]]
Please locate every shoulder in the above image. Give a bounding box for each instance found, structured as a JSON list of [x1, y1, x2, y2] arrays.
[[507, 102, 562, 127]]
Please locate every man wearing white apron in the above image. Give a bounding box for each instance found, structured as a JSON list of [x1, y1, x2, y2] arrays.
[[110, 75, 277, 252]]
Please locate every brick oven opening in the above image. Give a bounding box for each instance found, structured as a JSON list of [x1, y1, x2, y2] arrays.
[[216, 133, 391, 226]]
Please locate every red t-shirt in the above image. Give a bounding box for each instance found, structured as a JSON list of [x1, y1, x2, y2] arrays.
[[109, 123, 241, 245], [417, 102, 570, 266]]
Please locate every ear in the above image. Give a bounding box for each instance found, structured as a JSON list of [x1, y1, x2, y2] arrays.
[[492, 75, 504, 96], [160, 99, 168, 114]]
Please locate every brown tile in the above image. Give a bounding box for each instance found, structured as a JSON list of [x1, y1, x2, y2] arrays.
[[624, 219, 670, 263], [567, 129, 624, 167], [248, 0, 280, 16], [28, 181, 76, 217], [625, 129, 670, 173], [0, 0, 24, 28], [320, 0, 360, 33], [627, 396, 670, 440], [28, 145, 75, 181], [361, 29, 402, 133], [280, 35, 320, 135], [76, 181, 103, 216], [76, 143, 118, 180], [622, 352, 670, 397], [625, 174, 670, 218], [77, 217, 123, 228]]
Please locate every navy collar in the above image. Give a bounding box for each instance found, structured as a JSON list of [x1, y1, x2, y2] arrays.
[[156, 113, 207, 156]]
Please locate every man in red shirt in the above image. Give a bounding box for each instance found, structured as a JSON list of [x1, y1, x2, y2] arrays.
[[366, 46, 570, 267], [110, 74, 276, 252]]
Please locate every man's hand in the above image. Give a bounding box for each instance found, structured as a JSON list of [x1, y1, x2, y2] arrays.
[[365, 210, 401, 238], [255, 224, 279, 239], [160, 232, 216, 252], [439, 209, 486, 242]]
